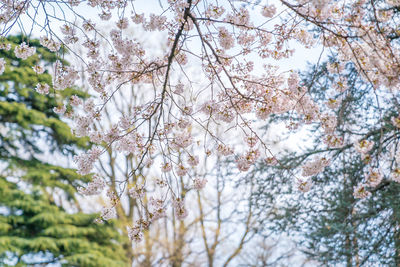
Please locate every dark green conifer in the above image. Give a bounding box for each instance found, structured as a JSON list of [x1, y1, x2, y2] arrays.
[[0, 36, 128, 266], [248, 59, 400, 266]]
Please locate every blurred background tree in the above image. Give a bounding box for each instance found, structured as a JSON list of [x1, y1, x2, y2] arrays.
[[0, 36, 128, 266], [84, 77, 306, 267], [248, 56, 400, 266], [89, 82, 261, 266]]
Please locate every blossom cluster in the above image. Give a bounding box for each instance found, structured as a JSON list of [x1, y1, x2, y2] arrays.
[[3, 0, 400, 242], [14, 42, 36, 60], [78, 174, 106, 196], [302, 157, 330, 177], [74, 147, 102, 175]]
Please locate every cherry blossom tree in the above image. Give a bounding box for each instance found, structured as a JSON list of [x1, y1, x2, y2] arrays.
[[75, 74, 262, 265], [1, 0, 400, 244], [248, 54, 400, 265]]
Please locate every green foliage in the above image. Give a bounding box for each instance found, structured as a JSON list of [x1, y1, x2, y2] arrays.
[[0, 178, 127, 266], [0, 36, 128, 266]]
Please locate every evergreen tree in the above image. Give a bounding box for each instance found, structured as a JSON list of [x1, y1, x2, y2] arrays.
[[0, 36, 128, 266], [248, 58, 400, 266]]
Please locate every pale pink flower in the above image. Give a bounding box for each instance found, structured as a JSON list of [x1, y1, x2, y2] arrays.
[[171, 132, 192, 149], [60, 24, 78, 44], [265, 157, 278, 165], [131, 13, 145, 24], [82, 20, 96, 31], [177, 118, 190, 129], [333, 79, 348, 93], [78, 174, 106, 195], [354, 140, 374, 154], [32, 65, 44, 74], [53, 60, 79, 91], [205, 5, 225, 19], [325, 98, 341, 109], [40, 36, 61, 52], [73, 147, 102, 175], [200, 100, 219, 115], [193, 177, 207, 190], [244, 136, 258, 147], [218, 27, 234, 50], [297, 179, 312, 192], [261, 5, 276, 18], [182, 105, 193, 115], [302, 157, 330, 177], [35, 83, 50, 95], [324, 134, 344, 148], [187, 155, 199, 167], [216, 108, 235, 123], [101, 207, 116, 220], [129, 186, 145, 199], [53, 105, 66, 114], [391, 168, 400, 183], [149, 196, 166, 220], [116, 18, 129, 29], [255, 105, 272, 120], [73, 115, 92, 137], [320, 113, 337, 134], [161, 162, 172, 172], [353, 183, 371, 199], [236, 156, 251, 172], [176, 164, 188, 176], [216, 144, 234, 156], [0, 43, 11, 50], [365, 168, 383, 188], [391, 116, 400, 128], [14, 42, 36, 59], [173, 198, 188, 220], [69, 95, 82, 106], [127, 225, 143, 242]]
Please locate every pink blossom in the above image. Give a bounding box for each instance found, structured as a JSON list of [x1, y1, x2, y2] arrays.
[[353, 183, 371, 199], [78, 174, 106, 196], [391, 168, 400, 183], [193, 177, 207, 190], [261, 5, 276, 18], [325, 98, 341, 109], [324, 134, 344, 148], [175, 164, 188, 177], [36, 83, 50, 95], [173, 198, 188, 220], [216, 144, 234, 156], [187, 155, 199, 167], [391, 116, 400, 128], [302, 157, 330, 177], [265, 157, 278, 165], [218, 27, 234, 50], [129, 186, 145, 199], [40, 36, 61, 52], [101, 207, 116, 220], [53, 105, 66, 114], [128, 225, 143, 242], [354, 140, 374, 154], [161, 162, 172, 172], [14, 42, 36, 59], [297, 179, 312, 192], [365, 168, 383, 188], [70, 95, 82, 106], [32, 65, 44, 74], [73, 147, 102, 175]]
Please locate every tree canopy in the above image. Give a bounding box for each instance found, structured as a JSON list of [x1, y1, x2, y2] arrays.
[[1, 0, 400, 265], [0, 36, 128, 266]]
